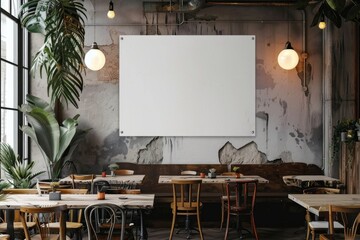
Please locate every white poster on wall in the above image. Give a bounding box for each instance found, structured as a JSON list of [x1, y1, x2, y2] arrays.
[[119, 35, 256, 137]]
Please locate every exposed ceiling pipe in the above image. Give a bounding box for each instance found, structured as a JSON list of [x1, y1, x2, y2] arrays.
[[143, 0, 205, 13]]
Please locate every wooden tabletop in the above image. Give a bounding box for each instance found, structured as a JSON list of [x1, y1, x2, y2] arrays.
[[283, 175, 342, 188], [59, 174, 145, 185], [158, 175, 269, 184], [288, 193, 360, 215], [0, 193, 154, 210]]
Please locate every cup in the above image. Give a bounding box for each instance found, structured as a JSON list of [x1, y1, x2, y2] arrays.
[[97, 192, 105, 200]]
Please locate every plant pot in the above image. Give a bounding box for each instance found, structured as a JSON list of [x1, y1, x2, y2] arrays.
[[101, 171, 106, 177], [341, 132, 347, 142], [97, 192, 105, 200], [236, 173, 241, 178], [200, 173, 206, 178], [208, 172, 216, 179], [49, 191, 61, 200]]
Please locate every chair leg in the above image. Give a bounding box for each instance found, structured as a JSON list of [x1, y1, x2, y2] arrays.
[[305, 225, 310, 240], [197, 208, 203, 240], [169, 210, 177, 240], [224, 208, 230, 240], [250, 213, 259, 240], [220, 198, 224, 230], [311, 229, 315, 240]]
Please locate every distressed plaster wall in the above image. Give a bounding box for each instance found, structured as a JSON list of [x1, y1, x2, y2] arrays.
[[30, 1, 329, 176]]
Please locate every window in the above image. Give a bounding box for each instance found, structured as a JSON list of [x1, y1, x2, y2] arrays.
[[1, 0, 29, 161]]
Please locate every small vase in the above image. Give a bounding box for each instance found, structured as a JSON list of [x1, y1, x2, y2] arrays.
[[111, 170, 115, 177], [101, 171, 106, 177]]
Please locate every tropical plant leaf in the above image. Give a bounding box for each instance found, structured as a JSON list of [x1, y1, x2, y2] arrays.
[[0, 143, 45, 188], [19, 0, 87, 109], [20, 95, 89, 179], [326, 0, 345, 11], [324, 2, 342, 27]]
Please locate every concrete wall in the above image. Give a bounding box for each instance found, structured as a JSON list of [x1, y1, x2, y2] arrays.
[[30, 0, 351, 177]]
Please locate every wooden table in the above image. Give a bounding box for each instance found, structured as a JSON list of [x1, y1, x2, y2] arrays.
[[158, 175, 269, 184], [288, 193, 360, 216], [0, 193, 154, 240], [283, 175, 342, 189], [59, 174, 146, 185]]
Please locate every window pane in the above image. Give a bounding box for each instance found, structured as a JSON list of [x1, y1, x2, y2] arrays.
[[1, 61, 18, 108], [1, 13, 18, 64], [11, 1, 21, 18], [1, 1, 10, 14], [1, 108, 18, 153], [23, 29, 29, 68]]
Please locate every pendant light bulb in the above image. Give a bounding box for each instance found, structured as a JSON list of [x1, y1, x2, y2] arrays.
[[277, 41, 299, 70], [107, 1, 115, 19], [318, 15, 326, 29], [85, 42, 106, 71]]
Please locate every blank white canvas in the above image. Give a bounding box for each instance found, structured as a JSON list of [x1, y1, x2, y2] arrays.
[[119, 35, 255, 136]]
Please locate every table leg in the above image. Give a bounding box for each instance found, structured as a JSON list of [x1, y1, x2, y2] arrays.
[[139, 210, 148, 240], [5, 210, 14, 240]]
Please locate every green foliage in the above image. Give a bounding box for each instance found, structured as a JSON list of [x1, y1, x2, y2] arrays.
[[18, 0, 87, 108], [297, 0, 360, 28], [232, 166, 240, 173], [19, 94, 90, 180], [108, 163, 119, 171], [331, 119, 357, 163], [0, 143, 45, 188]]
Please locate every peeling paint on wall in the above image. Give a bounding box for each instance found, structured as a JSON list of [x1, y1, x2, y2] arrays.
[[137, 137, 164, 164], [218, 141, 268, 165]]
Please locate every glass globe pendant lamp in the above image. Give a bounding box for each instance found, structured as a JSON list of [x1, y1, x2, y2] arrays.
[[85, 42, 106, 71], [277, 41, 299, 70]]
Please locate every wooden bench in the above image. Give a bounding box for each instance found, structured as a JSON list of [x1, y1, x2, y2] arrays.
[[115, 162, 323, 227]]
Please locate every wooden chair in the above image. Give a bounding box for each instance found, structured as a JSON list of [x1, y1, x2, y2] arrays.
[[70, 174, 95, 193], [224, 179, 258, 240], [48, 189, 88, 240], [0, 189, 38, 237], [180, 170, 197, 176], [113, 169, 134, 175], [319, 204, 360, 240], [92, 180, 110, 194], [303, 187, 342, 240], [85, 203, 126, 240], [169, 179, 203, 240], [20, 204, 68, 240], [220, 172, 242, 229]]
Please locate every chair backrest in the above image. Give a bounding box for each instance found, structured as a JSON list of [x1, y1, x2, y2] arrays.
[[180, 170, 197, 176], [57, 188, 88, 222], [57, 188, 89, 194], [1, 189, 38, 194], [303, 187, 340, 194], [92, 180, 110, 194], [85, 203, 125, 240], [327, 204, 360, 239], [20, 204, 67, 240], [106, 188, 141, 194], [171, 179, 202, 211], [70, 174, 95, 192], [225, 179, 258, 213], [221, 172, 237, 176], [113, 169, 134, 175]]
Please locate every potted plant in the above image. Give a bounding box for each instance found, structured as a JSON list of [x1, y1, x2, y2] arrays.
[[108, 163, 119, 177], [232, 166, 241, 178], [0, 143, 45, 188], [331, 119, 357, 164], [199, 169, 207, 178], [18, 0, 87, 109], [208, 168, 217, 179], [19, 94, 90, 181], [49, 182, 61, 200]]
